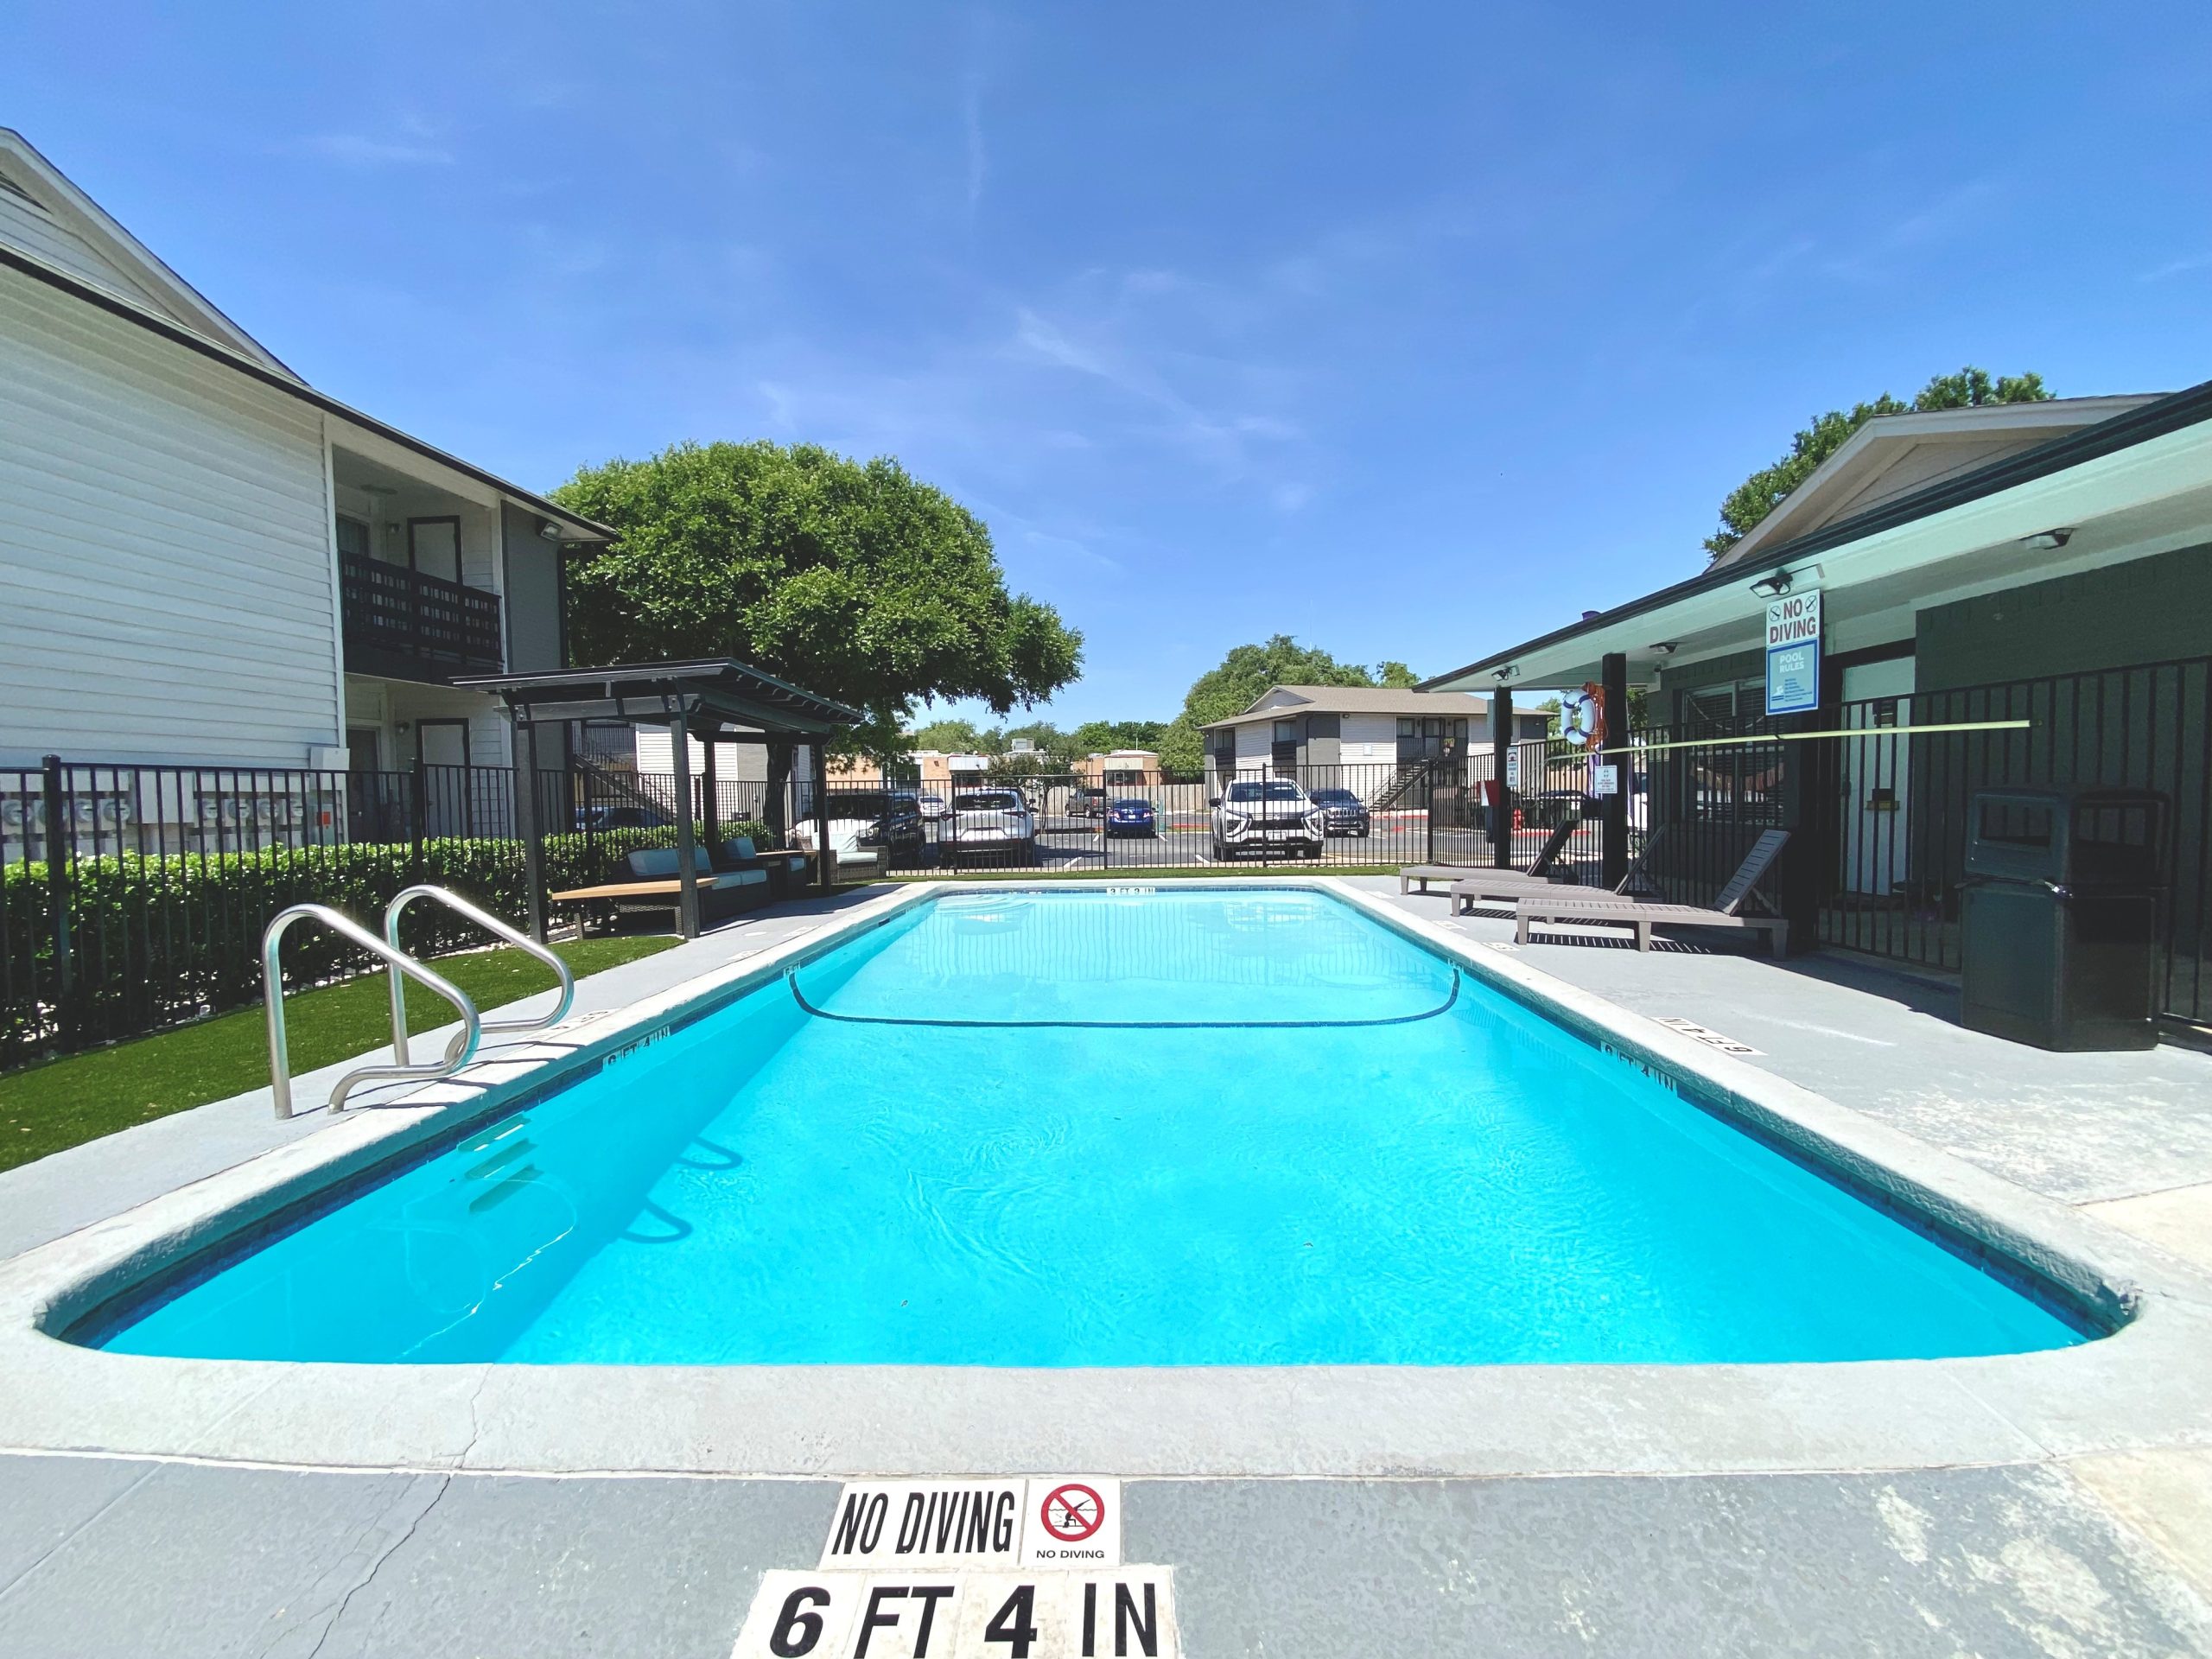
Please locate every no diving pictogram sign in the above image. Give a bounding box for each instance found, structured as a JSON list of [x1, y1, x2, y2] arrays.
[[1039, 1484, 1104, 1543]]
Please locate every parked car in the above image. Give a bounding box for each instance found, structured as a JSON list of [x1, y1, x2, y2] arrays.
[[1307, 786, 1370, 837], [809, 791, 924, 853], [1067, 786, 1109, 819], [575, 803, 670, 832], [915, 791, 951, 823], [1103, 797, 1158, 838], [949, 788, 1039, 864], [1210, 779, 1325, 859]]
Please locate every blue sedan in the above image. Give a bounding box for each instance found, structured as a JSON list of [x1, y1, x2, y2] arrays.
[[1103, 797, 1158, 837]]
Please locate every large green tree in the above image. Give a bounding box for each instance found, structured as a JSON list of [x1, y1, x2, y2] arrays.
[[1071, 718, 1170, 754], [554, 441, 1083, 753], [1155, 636, 1419, 773], [1705, 367, 2051, 558]]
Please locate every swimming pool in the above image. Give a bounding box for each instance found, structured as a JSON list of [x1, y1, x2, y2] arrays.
[[87, 886, 2088, 1366]]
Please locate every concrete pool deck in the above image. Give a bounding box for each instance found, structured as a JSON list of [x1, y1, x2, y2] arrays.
[[3, 876, 2211, 1653]]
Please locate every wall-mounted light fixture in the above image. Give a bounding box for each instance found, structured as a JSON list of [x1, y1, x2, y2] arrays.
[[537, 518, 563, 542], [1649, 642, 1679, 658], [1749, 569, 1795, 599], [2020, 527, 2075, 551], [1492, 665, 1519, 683]]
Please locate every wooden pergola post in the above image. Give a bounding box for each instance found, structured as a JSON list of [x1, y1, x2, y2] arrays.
[[668, 709, 702, 940]]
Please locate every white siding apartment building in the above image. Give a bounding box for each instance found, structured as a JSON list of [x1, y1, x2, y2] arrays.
[[1201, 684, 1550, 796], [0, 130, 612, 785]]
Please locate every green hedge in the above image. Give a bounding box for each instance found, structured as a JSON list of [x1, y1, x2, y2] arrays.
[[2, 820, 772, 1064]]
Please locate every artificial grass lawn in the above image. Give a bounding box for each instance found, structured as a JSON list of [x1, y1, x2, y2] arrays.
[[0, 935, 679, 1173]]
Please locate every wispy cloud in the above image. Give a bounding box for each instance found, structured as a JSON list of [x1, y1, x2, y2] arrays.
[[299, 116, 454, 168], [2141, 251, 2212, 283], [963, 74, 988, 216], [961, 10, 991, 220]]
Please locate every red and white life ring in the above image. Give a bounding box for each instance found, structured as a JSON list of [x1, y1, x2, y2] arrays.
[[1560, 684, 1607, 749]]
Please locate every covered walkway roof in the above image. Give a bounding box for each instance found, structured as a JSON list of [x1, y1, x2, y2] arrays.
[[1422, 378, 2212, 695]]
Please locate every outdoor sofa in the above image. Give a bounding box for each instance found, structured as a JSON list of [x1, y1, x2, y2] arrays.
[[549, 845, 772, 931]]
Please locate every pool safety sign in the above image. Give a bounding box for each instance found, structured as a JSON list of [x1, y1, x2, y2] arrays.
[[1764, 589, 1822, 715], [734, 1479, 1177, 1657], [817, 1479, 1122, 1570]]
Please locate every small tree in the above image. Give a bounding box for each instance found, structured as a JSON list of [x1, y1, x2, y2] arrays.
[[555, 441, 1084, 754], [1154, 637, 1420, 773], [1706, 368, 2050, 558]]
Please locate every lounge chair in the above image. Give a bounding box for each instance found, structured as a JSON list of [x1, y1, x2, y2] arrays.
[[550, 846, 771, 930], [1513, 830, 1790, 954], [1449, 823, 1667, 914], [1401, 819, 1580, 896]]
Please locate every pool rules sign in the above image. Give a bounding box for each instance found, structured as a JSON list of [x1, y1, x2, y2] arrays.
[[1764, 588, 1821, 715], [731, 1478, 1182, 1657]]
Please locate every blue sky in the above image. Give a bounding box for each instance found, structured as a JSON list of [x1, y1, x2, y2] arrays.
[[8, 3, 2209, 727]]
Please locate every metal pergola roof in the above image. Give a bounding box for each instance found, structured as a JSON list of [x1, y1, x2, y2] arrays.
[[459, 659, 865, 941], [455, 658, 865, 738]]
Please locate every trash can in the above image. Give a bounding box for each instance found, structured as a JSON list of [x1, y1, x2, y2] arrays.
[[1960, 786, 2166, 1051]]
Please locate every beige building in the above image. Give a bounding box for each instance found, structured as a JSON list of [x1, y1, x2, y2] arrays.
[[1200, 685, 1549, 794]]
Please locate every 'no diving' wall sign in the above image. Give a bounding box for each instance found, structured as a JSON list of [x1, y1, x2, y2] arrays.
[[1764, 588, 1821, 715]]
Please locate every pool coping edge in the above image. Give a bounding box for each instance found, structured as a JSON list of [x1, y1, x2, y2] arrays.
[[0, 875, 2207, 1481]]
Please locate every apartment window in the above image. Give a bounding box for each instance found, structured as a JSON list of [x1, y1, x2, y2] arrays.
[[335, 515, 372, 560], [1274, 720, 1299, 743], [1396, 717, 1416, 738]]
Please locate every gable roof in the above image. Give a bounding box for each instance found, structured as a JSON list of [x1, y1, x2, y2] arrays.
[[0, 129, 296, 376], [0, 130, 616, 542], [1710, 395, 2164, 569], [1201, 684, 1495, 730]]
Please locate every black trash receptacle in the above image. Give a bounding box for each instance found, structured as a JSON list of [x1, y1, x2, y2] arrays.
[[1960, 786, 2165, 1051]]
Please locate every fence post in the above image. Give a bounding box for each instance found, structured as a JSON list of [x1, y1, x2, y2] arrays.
[[409, 742, 428, 875], [513, 716, 548, 944], [1424, 765, 1442, 871], [40, 754, 72, 1002]]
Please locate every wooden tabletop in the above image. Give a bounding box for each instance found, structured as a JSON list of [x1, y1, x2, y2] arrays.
[[549, 877, 718, 902]]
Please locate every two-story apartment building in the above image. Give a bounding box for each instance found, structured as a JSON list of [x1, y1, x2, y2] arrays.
[[0, 130, 611, 794], [1201, 685, 1549, 797]]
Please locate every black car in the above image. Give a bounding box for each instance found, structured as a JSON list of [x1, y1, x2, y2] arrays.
[[830, 791, 925, 851], [575, 804, 670, 832], [1307, 787, 1370, 837]]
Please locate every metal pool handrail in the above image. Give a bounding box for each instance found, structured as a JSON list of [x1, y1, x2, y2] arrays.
[[385, 885, 575, 1065], [263, 905, 481, 1119]]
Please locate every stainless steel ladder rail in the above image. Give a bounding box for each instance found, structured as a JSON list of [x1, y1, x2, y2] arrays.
[[263, 905, 482, 1119], [384, 884, 575, 1064]]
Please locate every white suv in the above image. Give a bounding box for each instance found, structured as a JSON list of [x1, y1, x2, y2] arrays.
[[949, 787, 1039, 865], [1211, 778, 1325, 860]]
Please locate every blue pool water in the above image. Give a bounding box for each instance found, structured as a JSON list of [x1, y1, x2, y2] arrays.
[[94, 887, 2087, 1365]]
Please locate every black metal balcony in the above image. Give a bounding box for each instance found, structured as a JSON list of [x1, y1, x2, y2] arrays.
[[340, 550, 503, 676]]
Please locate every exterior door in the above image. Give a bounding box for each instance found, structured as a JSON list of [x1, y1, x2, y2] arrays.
[[1841, 658, 1914, 896], [417, 718, 473, 836], [407, 517, 462, 584]]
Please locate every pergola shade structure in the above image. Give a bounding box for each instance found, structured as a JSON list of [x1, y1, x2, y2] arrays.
[[457, 658, 864, 939]]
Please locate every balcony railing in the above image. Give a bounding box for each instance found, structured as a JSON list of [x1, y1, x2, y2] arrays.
[[340, 550, 503, 671]]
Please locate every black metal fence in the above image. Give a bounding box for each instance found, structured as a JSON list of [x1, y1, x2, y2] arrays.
[[1814, 656, 2210, 1027], [1595, 654, 2209, 1027], [794, 753, 1611, 877], [0, 753, 779, 1065]]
